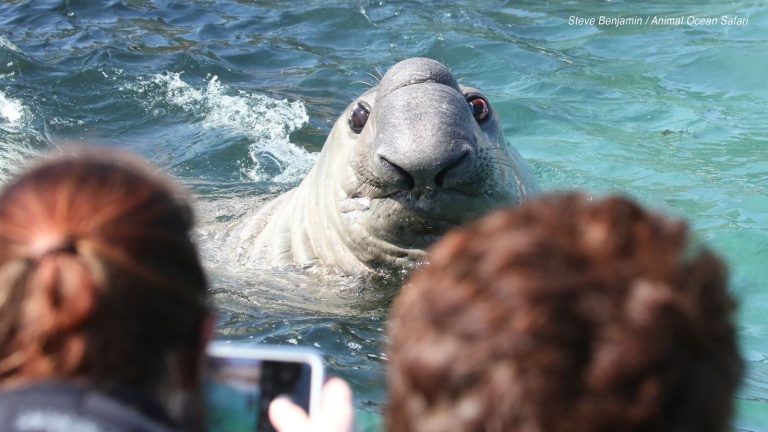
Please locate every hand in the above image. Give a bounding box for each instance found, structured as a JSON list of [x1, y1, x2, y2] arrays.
[[269, 377, 355, 432]]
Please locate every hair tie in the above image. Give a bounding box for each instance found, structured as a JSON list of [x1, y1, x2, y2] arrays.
[[43, 240, 78, 256], [30, 236, 79, 261]]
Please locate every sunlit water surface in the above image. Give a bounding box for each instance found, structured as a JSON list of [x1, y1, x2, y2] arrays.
[[1, 1, 766, 430]]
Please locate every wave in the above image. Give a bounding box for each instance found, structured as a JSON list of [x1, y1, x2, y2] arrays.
[[0, 90, 40, 181], [127, 72, 314, 184], [0, 36, 22, 54]]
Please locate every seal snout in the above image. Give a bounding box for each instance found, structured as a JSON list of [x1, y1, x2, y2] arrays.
[[376, 148, 471, 191], [370, 58, 480, 194]]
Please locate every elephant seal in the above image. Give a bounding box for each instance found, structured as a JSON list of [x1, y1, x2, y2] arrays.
[[236, 58, 538, 274]]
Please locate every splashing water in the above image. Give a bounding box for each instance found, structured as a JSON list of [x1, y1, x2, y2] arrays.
[[0, 90, 39, 181], [0, 91, 26, 126], [128, 72, 313, 183]]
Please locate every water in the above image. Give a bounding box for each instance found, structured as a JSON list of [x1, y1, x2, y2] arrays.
[[1, 0, 766, 429]]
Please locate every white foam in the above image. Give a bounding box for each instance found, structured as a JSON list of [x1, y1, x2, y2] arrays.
[[0, 36, 21, 53], [0, 91, 26, 125], [133, 72, 313, 183], [0, 91, 39, 182]]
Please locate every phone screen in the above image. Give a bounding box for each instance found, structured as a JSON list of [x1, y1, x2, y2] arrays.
[[205, 354, 314, 432]]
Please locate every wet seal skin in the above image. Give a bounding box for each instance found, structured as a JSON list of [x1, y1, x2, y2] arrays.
[[234, 58, 538, 274]]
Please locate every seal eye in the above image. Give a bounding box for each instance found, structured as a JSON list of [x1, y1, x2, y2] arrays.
[[349, 101, 371, 134], [467, 96, 491, 123]]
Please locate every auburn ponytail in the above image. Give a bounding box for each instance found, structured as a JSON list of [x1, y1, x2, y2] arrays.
[[0, 149, 208, 389]]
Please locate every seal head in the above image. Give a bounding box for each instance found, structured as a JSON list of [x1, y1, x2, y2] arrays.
[[238, 58, 538, 274]]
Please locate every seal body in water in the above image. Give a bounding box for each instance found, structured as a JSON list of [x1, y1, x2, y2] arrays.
[[236, 58, 538, 274]]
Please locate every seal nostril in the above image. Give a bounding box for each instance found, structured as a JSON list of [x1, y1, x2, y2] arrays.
[[379, 155, 415, 191], [435, 150, 469, 188]]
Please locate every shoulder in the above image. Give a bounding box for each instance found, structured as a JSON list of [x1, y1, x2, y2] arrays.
[[0, 381, 182, 432]]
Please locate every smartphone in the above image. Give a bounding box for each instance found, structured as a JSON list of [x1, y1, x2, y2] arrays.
[[204, 342, 324, 432]]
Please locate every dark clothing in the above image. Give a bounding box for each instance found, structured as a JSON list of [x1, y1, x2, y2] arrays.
[[0, 381, 182, 432]]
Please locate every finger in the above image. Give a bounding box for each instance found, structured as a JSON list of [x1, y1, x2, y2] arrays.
[[269, 396, 311, 432], [318, 378, 355, 432]]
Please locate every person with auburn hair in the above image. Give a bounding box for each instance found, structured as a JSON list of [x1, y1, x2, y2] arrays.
[[270, 193, 743, 432], [0, 149, 209, 431]]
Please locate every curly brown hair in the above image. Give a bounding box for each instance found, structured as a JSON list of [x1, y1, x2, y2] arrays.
[[387, 193, 742, 432]]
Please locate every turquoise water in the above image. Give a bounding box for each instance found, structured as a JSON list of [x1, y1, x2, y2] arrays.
[[1, 1, 766, 430]]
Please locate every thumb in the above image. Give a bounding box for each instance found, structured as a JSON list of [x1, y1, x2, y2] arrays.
[[317, 378, 355, 432], [269, 396, 311, 432]]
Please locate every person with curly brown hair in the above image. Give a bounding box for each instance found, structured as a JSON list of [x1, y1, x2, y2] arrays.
[[386, 193, 743, 432], [271, 193, 743, 432]]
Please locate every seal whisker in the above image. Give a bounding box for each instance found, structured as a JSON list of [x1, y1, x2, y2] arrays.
[[344, 172, 366, 191], [347, 166, 369, 182], [488, 157, 517, 164], [352, 80, 376, 88], [345, 167, 384, 196], [365, 71, 382, 85], [372, 66, 383, 81], [452, 68, 469, 84], [488, 160, 518, 167], [347, 173, 366, 189], [488, 160, 521, 170]]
